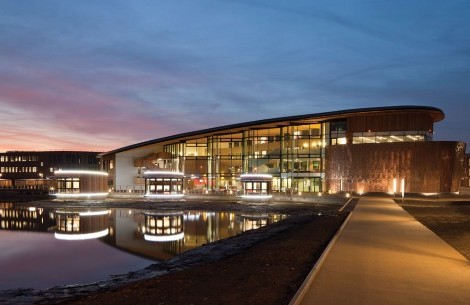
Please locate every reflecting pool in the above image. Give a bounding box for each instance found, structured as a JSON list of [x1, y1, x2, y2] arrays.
[[0, 202, 285, 290]]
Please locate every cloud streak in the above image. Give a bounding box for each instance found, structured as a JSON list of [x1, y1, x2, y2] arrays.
[[0, 0, 469, 152]]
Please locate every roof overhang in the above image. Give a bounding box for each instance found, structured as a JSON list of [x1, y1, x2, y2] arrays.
[[100, 105, 444, 157]]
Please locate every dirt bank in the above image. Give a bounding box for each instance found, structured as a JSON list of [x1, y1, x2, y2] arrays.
[[0, 197, 346, 305], [55, 213, 346, 305], [398, 199, 470, 261]]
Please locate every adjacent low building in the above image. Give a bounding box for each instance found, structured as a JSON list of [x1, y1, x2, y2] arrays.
[[0, 151, 101, 190], [100, 106, 467, 195]]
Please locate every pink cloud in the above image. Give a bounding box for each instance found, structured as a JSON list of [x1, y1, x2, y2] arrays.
[[0, 62, 184, 151]]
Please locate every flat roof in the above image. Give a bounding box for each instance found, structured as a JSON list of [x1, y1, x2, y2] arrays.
[[101, 105, 444, 156]]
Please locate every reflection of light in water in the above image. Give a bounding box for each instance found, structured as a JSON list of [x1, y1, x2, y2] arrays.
[[240, 215, 269, 231], [55, 228, 109, 240], [0, 205, 47, 230], [142, 211, 184, 243], [240, 194, 273, 200], [144, 194, 185, 199], [55, 209, 109, 216], [183, 213, 200, 221], [54, 193, 109, 199], [144, 232, 184, 242], [79, 210, 109, 216], [54, 209, 110, 240]]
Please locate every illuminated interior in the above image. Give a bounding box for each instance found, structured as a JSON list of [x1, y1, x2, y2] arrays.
[[52, 169, 109, 199], [100, 106, 465, 195], [144, 171, 185, 197]]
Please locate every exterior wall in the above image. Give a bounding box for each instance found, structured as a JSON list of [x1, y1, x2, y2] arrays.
[[53, 172, 108, 194], [115, 154, 142, 192], [78, 174, 108, 193], [462, 153, 470, 187], [14, 179, 51, 189], [347, 111, 434, 134], [325, 141, 466, 194], [101, 154, 116, 190], [0, 151, 100, 183]]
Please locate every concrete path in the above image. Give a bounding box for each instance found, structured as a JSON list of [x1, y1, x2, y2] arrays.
[[290, 197, 470, 305]]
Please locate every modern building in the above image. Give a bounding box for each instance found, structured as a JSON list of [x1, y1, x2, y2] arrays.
[[100, 106, 467, 195], [0, 151, 101, 189], [51, 169, 109, 199]]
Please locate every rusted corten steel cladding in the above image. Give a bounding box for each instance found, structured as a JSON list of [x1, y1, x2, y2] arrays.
[[325, 108, 466, 193], [326, 142, 466, 193]]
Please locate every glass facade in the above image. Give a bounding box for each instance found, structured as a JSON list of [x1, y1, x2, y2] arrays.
[[163, 123, 330, 193], [145, 177, 183, 194]]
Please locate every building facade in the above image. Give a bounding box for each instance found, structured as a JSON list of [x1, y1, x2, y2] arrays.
[[100, 106, 467, 195], [0, 151, 101, 189]]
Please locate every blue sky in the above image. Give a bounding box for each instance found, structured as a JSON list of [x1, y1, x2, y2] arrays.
[[0, 0, 469, 151]]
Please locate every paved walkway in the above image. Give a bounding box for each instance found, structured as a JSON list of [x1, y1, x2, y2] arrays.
[[290, 197, 470, 305]]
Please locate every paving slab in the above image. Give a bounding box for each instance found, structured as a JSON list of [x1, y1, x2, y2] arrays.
[[291, 197, 470, 305]]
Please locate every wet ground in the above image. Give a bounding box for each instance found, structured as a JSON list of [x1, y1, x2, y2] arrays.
[[398, 198, 470, 261], [0, 196, 346, 304], [2, 196, 468, 305]]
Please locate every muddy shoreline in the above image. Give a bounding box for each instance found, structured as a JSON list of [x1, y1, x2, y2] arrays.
[[0, 196, 346, 304], [2, 196, 468, 305]]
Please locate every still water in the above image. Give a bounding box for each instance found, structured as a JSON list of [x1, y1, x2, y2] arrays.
[[0, 202, 285, 290]]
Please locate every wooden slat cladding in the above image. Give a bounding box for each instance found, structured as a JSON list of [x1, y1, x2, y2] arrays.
[[79, 174, 108, 193], [325, 141, 466, 193], [53, 173, 108, 193], [347, 111, 434, 133]]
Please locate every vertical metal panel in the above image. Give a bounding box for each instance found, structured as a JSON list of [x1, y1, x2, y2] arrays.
[[325, 141, 466, 193]]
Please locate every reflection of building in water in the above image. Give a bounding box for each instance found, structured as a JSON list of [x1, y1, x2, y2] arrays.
[[238, 213, 286, 231], [142, 211, 184, 241], [0, 203, 54, 231], [54, 209, 110, 240], [144, 171, 185, 199], [51, 170, 109, 199], [94, 209, 287, 262], [141, 211, 185, 255], [0, 178, 13, 188]]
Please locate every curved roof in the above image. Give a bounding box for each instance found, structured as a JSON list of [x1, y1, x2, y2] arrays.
[[101, 105, 444, 156]]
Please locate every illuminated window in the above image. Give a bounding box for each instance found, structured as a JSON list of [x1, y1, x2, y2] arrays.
[[57, 178, 80, 193], [352, 131, 429, 144]]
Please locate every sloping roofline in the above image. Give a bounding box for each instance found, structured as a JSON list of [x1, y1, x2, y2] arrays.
[[100, 105, 444, 156]]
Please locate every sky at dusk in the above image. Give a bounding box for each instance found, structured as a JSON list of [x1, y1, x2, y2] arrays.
[[1, 0, 469, 152]]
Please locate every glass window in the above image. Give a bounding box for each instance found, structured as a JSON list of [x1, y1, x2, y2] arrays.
[[57, 178, 80, 193]]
